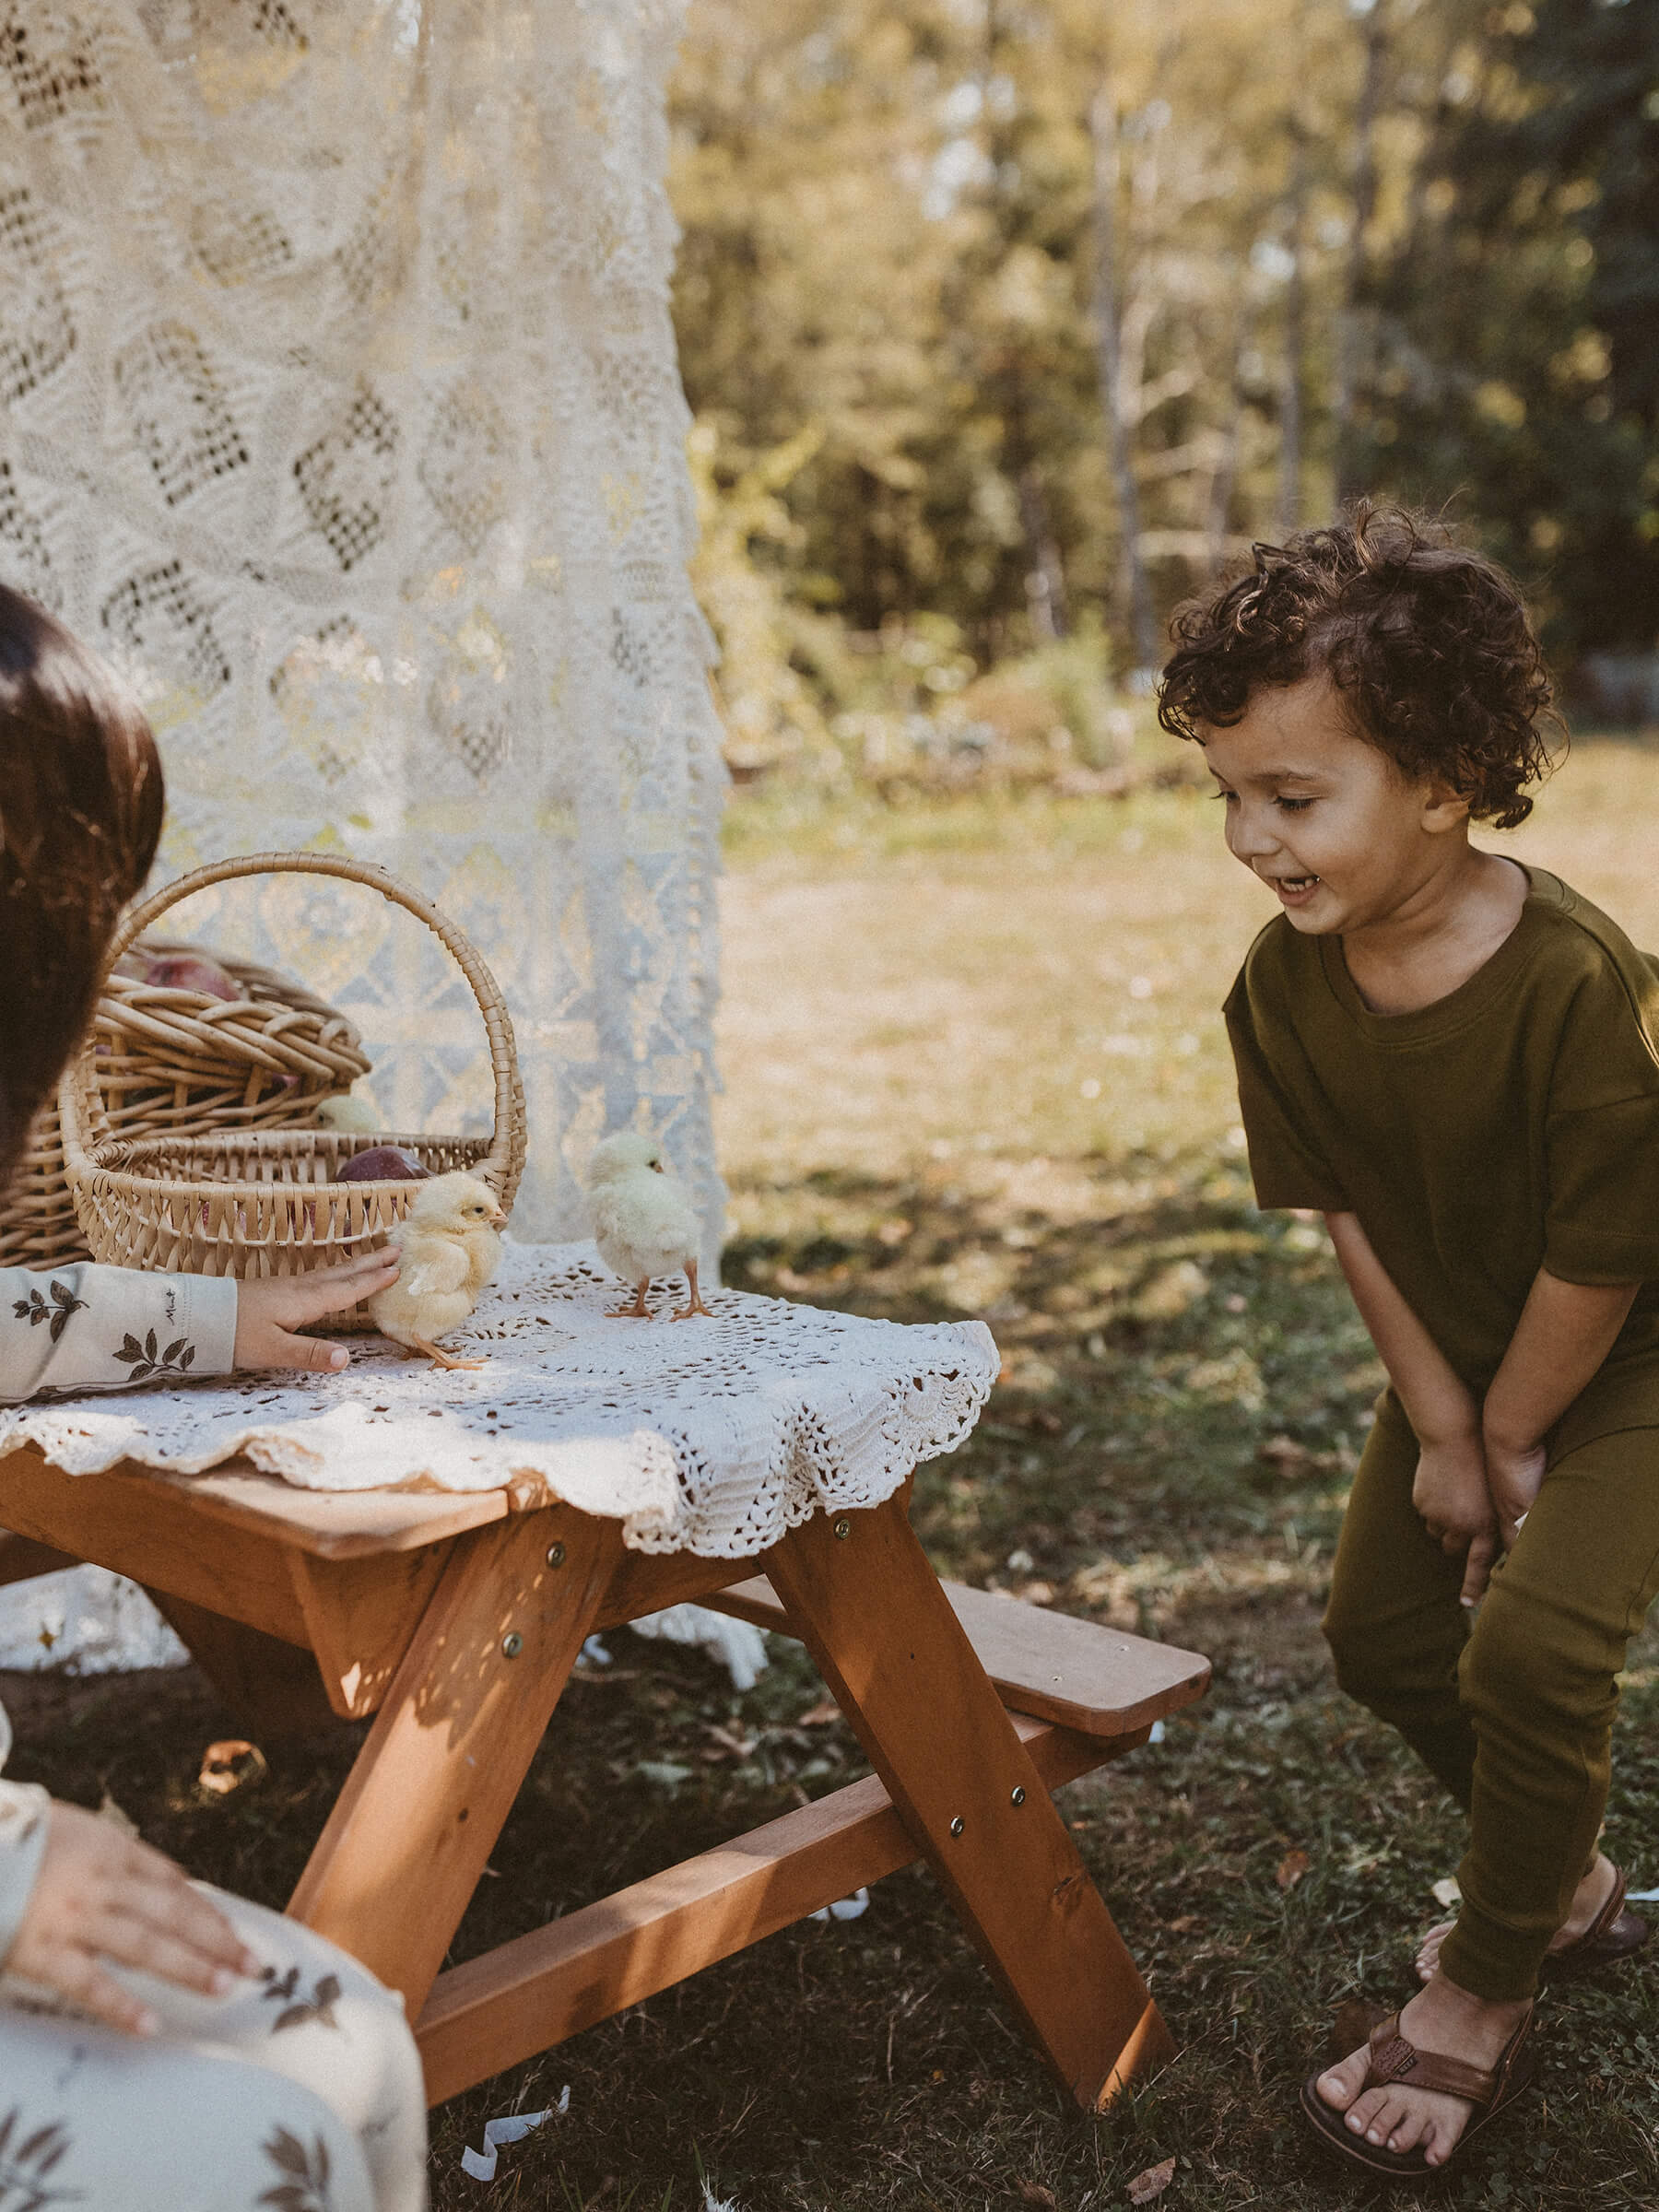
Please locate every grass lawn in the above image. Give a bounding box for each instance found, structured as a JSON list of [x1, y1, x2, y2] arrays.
[[9, 734, 1659, 2208]]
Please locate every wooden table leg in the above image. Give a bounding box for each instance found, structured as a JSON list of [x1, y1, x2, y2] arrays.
[[146, 1590, 344, 1742], [764, 1497, 1177, 2109], [287, 1503, 626, 2016]]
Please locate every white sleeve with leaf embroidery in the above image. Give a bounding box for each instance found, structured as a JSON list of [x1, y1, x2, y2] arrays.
[[0, 1265, 238, 1401], [0, 1266, 237, 1961]]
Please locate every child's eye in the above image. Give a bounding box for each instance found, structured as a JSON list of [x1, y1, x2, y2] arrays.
[[1276, 795, 1314, 813], [1210, 788, 1237, 805]]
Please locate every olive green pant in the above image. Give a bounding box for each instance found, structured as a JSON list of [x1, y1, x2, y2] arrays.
[[1323, 1392, 1659, 2002]]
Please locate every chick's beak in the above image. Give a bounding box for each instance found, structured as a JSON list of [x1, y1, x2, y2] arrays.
[[488, 1203, 508, 1228]]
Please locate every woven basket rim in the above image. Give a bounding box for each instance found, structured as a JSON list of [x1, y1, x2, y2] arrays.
[[60, 853, 524, 1224]]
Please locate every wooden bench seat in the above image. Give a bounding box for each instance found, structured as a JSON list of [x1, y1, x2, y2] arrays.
[[708, 1571, 1209, 1740]]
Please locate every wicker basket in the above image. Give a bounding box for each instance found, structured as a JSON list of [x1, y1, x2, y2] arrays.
[[59, 853, 526, 1328], [0, 943, 372, 1273]]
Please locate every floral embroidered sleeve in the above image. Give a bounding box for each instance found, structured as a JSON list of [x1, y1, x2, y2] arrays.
[[0, 1263, 238, 1401]]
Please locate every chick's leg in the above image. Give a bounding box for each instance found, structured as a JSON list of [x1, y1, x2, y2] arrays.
[[672, 1259, 712, 1322], [606, 1280, 653, 1320], [409, 1335, 487, 1371]]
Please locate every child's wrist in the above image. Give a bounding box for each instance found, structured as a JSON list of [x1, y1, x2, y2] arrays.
[[1410, 1406, 1480, 1450], [1480, 1406, 1542, 1455]]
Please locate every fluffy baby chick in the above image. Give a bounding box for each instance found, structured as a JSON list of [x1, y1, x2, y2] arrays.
[[587, 1130, 711, 1321], [368, 1171, 507, 1370]]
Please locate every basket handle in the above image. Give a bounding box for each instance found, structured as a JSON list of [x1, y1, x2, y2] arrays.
[[62, 851, 524, 1197]]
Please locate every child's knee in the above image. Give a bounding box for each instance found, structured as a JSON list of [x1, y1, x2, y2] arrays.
[[1460, 1582, 1616, 1737]]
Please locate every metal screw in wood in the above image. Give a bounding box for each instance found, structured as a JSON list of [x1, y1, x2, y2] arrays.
[[949, 1815, 965, 1837], [546, 1542, 566, 1569], [500, 1631, 524, 1659], [833, 1516, 852, 1540], [1010, 1786, 1026, 1806]]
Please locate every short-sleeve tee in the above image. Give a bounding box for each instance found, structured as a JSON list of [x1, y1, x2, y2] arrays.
[[1224, 865, 1659, 1453]]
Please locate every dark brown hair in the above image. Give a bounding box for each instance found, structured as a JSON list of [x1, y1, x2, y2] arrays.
[[0, 583, 163, 1185], [1158, 503, 1559, 828]]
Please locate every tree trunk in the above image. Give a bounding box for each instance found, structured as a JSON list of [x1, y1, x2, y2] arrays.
[[1089, 86, 1160, 679], [1335, 0, 1389, 509], [1277, 117, 1308, 539], [1017, 465, 1068, 641]]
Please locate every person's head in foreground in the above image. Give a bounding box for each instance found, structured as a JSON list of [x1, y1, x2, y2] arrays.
[[0, 581, 163, 1185], [1157, 501, 1559, 943], [0, 581, 395, 1368]]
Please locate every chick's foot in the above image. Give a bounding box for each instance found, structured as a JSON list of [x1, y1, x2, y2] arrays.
[[672, 1260, 712, 1321], [409, 1335, 487, 1371], [607, 1282, 653, 1320]]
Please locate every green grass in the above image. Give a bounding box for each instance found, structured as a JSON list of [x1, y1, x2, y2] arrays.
[[9, 733, 1659, 2208]]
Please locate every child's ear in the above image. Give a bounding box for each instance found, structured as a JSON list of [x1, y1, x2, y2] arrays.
[[1420, 780, 1472, 834]]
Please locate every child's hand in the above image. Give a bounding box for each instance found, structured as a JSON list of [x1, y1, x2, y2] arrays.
[[1412, 1432, 1500, 1606], [232, 1245, 400, 1372], [6, 1801, 259, 2034], [1482, 1431, 1548, 1552]]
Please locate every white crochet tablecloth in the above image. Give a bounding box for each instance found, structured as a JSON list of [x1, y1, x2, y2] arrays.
[[0, 1245, 998, 1559]]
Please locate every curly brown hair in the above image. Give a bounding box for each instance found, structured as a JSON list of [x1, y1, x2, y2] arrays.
[[0, 583, 163, 1187], [1158, 503, 1559, 829]]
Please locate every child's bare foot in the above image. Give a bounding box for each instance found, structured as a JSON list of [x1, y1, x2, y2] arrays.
[[1312, 1974, 1532, 2168], [1415, 1853, 1618, 1983]]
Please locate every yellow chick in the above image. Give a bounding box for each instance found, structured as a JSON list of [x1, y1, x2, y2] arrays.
[[315, 1091, 382, 1134], [587, 1130, 711, 1321], [368, 1171, 508, 1370]]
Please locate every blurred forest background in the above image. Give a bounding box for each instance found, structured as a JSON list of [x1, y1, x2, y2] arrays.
[[666, 0, 1659, 791]]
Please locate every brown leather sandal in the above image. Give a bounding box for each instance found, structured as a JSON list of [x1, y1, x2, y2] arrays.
[[1300, 2006, 1537, 2177], [1539, 1863, 1650, 1981]]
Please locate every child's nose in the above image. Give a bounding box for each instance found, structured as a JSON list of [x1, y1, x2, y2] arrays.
[[1227, 803, 1279, 860]]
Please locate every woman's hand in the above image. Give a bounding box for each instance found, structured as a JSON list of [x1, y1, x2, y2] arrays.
[[232, 1244, 400, 1372], [1412, 1430, 1500, 1607], [6, 1802, 258, 2035], [1482, 1430, 1549, 1552]]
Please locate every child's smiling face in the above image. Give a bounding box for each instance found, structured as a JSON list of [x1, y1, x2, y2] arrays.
[[1201, 673, 1468, 936]]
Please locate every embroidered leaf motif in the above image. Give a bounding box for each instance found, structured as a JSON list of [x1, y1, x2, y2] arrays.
[[266, 1972, 345, 2035], [0, 2105, 82, 2208], [258, 2126, 335, 2212], [10, 1283, 86, 1345], [115, 1328, 199, 1384], [44, 1283, 87, 1343], [261, 1965, 343, 2034]]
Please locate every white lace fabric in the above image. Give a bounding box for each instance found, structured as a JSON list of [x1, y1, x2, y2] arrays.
[[0, 1246, 999, 1557], [0, 0, 725, 1251]]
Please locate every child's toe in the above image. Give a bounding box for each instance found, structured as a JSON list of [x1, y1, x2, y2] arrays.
[[1314, 2041, 1372, 2113]]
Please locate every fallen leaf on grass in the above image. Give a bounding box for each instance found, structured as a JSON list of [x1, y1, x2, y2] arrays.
[[1018, 2183, 1057, 2208], [198, 1739, 268, 1796], [798, 1698, 841, 1726], [1276, 1847, 1311, 1890], [1165, 1912, 1199, 1933], [1258, 1433, 1311, 1471], [1430, 1876, 1461, 1908], [1127, 2156, 1176, 2204]]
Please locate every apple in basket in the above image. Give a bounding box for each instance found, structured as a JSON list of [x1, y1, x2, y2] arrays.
[[194, 1147, 429, 1234], [338, 1147, 430, 1183], [113, 948, 247, 1000]]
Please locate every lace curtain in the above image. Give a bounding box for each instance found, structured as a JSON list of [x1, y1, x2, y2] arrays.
[[0, 0, 726, 1251]]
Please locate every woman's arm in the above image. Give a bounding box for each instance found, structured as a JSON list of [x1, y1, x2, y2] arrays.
[[1324, 1211, 1497, 1606], [0, 1246, 399, 1400], [1481, 1267, 1640, 1545]]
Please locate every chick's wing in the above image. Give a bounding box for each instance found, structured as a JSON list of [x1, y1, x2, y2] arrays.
[[398, 1238, 474, 1299]]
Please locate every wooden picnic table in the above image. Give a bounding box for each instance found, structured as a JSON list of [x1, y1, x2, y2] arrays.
[[0, 1443, 1207, 2111]]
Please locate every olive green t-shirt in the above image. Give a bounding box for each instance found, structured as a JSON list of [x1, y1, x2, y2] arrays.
[[1225, 865, 1659, 1453]]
